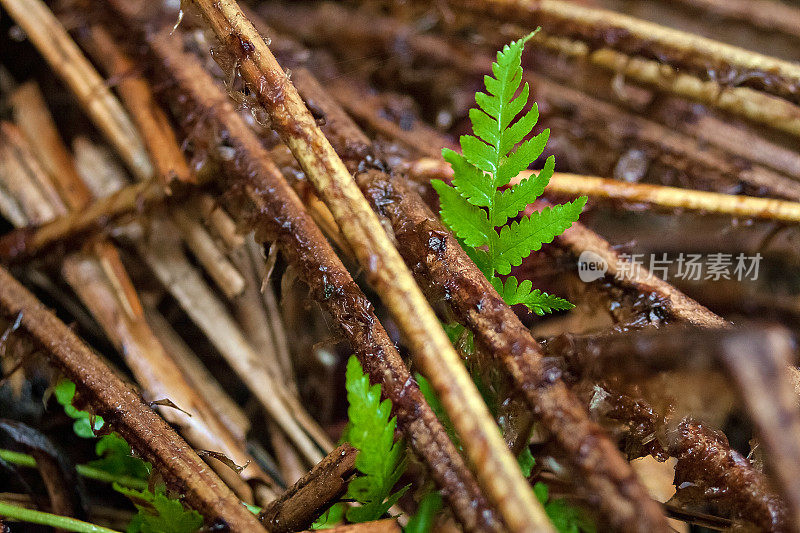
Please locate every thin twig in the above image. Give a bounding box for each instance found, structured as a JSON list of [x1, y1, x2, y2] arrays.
[[135, 214, 329, 467], [668, 0, 800, 40], [71, 20, 246, 300], [259, 444, 357, 533], [0, 180, 162, 262], [171, 206, 246, 299], [62, 245, 275, 502], [446, 0, 800, 136], [9, 81, 92, 210]]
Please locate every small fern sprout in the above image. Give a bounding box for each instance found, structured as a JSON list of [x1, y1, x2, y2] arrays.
[[433, 31, 587, 315]]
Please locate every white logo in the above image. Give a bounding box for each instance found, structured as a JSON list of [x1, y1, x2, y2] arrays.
[[578, 250, 608, 283]]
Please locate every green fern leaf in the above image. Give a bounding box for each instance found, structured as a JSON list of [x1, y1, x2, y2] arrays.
[[497, 130, 550, 187], [432, 179, 491, 248], [445, 149, 492, 207], [492, 276, 575, 315]]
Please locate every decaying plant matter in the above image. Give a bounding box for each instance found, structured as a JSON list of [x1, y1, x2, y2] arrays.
[[1, 0, 800, 532]]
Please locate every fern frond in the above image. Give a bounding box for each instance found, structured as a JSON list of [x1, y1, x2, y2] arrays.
[[436, 32, 586, 315]]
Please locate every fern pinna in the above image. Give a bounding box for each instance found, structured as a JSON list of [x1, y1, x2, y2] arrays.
[[432, 32, 587, 315]]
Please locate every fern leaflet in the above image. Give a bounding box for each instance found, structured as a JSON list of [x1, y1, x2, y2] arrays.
[[342, 356, 409, 523]]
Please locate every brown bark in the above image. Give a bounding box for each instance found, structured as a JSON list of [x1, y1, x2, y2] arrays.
[[260, 444, 358, 533]]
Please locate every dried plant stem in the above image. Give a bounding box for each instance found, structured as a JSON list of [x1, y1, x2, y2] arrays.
[[720, 331, 800, 530], [79, 25, 193, 186], [185, 2, 548, 529], [0, 0, 151, 179], [171, 207, 246, 299], [9, 81, 92, 210], [73, 21, 245, 299], [411, 159, 800, 223], [264, 2, 800, 199], [136, 214, 328, 466], [539, 173, 800, 222], [1, 99, 274, 501], [0, 186, 26, 229], [0, 122, 66, 223], [143, 307, 252, 444], [230, 242, 292, 389], [455, 0, 800, 101], [193, 195, 245, 250], [563, 324, 800, 527], [143, 27, 501, 531], [0, 265, 266, 531]]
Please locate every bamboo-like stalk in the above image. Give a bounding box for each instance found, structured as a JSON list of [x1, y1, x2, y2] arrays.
[[0, 122, 66, 223], [62, 246, 273, 502], [72, 21, 246, 299], [458, 0, 800, 100], [0, 184, 27, 228], [193, 195, 245, 250], [79, 25, 193, 186], [72, 138, 129, 198], [261, 2, 800, 199], [143, 308, 252, 444], [0, 0, 152, 179], [0, 265, 266, 531], [441, 0, 800, 136], [184, 2, 550, 529], [409, 159, 800, 223], [2, 98, 277, 502], [171, 206, 246, 299]]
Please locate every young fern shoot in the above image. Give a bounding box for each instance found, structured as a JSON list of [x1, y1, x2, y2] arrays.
[[432, 32, 587, 315]]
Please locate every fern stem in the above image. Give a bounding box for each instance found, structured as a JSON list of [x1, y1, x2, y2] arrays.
[[0, 501, 120, 533], [0, 449, 149, 491]]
